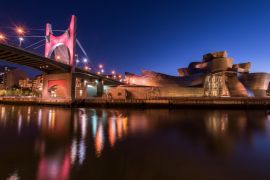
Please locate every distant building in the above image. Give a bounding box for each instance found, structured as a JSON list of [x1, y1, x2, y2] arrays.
[[19, 78, 33, 89], [32, 75, 44, 91], [4, 69, 28, 89], [0, 66, 16, 88]]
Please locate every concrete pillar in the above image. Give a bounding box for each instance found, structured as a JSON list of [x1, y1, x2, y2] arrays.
[[42, 73, 73, 103], [97, 79, 104, 97]]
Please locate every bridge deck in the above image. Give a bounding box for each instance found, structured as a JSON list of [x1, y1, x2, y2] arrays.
[[0, 43, 70, 73], [0, 43, 123, 85]]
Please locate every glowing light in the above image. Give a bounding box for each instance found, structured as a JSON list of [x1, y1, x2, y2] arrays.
[[79, 140, 86, 164], [17, 113, 22, 134], [101, 69, 104, 73], [19, 37, 24, 41], [84, 66, 89, 70], [14, 26, 25, 36], [95, 122, 104, 157], [92, 115, 98, 137], [38, 109, 42, 127], [99, 64, 103, 69], [81, 114, 87, 138], [111, 70, 115, 75], [116, 117, 123, 139], [83, 58, 87, 63], [71, 139, 77, 164], [76, 59, 80, 63], [108, 118, 116, 147], [48, 109, 56, 129], [0, 33, 6, 41], [56, 55, 61, 60], [16, 27, 25, 35], [18, 36, 24, 47], [97, 71, 101, 75], [118, 75, 122, 78]]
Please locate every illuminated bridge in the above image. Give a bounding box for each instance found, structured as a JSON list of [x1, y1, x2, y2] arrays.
[[0, 15, 123, 103], [0, 43, 121, 84]]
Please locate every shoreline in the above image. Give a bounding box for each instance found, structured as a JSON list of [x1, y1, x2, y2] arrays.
[[0, 97, 270, 109]]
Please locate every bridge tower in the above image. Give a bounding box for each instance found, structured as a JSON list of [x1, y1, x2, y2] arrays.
[[42, 15, 77, 103], [45, 15, 77, 70]]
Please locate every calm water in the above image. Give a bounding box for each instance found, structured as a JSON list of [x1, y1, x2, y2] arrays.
[[1, 105, 270, 180]]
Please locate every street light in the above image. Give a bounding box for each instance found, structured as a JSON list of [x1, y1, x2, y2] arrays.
[[18, 37, 24, 47], [84, 65, 89, 71], [83, 58, 88, 63], [0, 33, 6, 42], [111, 70, 115, 75], [99, 64, 103, 69], [16, 27, 25, 35]]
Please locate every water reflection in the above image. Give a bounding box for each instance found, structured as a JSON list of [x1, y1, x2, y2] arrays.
[[0, 105, 269, 179]]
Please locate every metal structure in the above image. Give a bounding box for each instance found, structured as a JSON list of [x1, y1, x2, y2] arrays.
[[45, 15, 76, 69], [0, 43, 70, 73]]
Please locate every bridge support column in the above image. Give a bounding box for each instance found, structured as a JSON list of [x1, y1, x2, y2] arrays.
[[71, 73, 76, 104], [42, 73, 75, 104]]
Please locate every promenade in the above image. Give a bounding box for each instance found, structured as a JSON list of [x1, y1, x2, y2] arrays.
[[1, 97, 270, 108]]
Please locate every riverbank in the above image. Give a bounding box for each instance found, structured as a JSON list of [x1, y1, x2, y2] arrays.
[[1, 97, 270, 109]]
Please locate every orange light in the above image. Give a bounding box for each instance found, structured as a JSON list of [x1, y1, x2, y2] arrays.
[[16, 27, 25, 35], [0, 33, 6, 41], [56, 55, 60, 60], [97, 71, 101, 75]]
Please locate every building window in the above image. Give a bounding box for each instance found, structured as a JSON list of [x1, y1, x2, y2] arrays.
[[79, 90, 83, 96]]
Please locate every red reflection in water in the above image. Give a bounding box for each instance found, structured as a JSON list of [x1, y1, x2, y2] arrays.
[[37, 150, 71, 180]]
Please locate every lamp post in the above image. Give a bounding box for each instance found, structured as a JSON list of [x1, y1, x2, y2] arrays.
[[15, 27, 25, 47], [99, 64, 104, 74], [18, 37, 24, 47]]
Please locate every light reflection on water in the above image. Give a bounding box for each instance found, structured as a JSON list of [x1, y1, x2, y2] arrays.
[[0, 105, 270, 179]]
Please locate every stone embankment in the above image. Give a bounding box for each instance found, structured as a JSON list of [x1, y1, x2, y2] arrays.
[[1, 97, 270, 109]]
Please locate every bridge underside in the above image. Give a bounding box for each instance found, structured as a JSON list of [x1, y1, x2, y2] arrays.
[[0, 44, 70, 73], [0, 44, 123, 102], [0, 44, 122, 85]]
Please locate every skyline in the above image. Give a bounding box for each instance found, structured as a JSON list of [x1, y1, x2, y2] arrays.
[[1, 0, 270, 77]]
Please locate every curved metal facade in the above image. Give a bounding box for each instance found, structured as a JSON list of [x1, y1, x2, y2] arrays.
[[125, 51, 270, 97]]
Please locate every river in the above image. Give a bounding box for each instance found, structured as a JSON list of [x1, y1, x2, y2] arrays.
[[0, 105, 270, 180]]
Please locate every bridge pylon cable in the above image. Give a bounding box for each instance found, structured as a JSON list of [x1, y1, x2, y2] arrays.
[[33, 43, 45, 50], [25, 39, 46, 49], [76, 39, 89, 60]]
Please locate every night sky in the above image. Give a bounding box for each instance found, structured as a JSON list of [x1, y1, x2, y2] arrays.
[[1, 0, 270, 77]]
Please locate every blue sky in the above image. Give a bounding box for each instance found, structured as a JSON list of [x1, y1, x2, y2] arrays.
[[0, 0, 270, 76]]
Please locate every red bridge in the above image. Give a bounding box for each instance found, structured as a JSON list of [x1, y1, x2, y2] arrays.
[[0, 15, 122, 103]]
